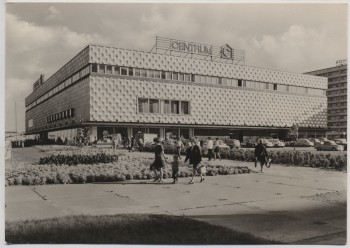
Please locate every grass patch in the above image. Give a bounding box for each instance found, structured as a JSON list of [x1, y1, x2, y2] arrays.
[[6, 214, 278, 244]]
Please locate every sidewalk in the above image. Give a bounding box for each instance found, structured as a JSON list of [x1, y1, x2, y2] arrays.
[[5, 161, 347, 245]]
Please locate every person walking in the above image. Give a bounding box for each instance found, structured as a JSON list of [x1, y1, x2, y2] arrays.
[[170, 155, 180, 184], [214, 137, 221, 161], [185, 137, 204, 184], [207, 137, 214, 161], [175, 137, 184, 159], [151, 138, 166, 182], [254, 140, 269, 172]]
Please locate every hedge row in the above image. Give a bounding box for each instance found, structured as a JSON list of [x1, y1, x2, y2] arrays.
[[143, 144, 346, 170], [39, 153, 118, 166], [6, 155, 250, 186]]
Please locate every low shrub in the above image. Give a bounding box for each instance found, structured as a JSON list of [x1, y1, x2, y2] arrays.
[[228, 149, 347, 170]]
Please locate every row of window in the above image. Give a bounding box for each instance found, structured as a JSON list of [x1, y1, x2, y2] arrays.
[[27, 62, 327, 111], [138, 98, 190, 115], [329, 96, 347, 101], [328, 83, 346, 88], [93, 63, 326, 96], [46, 108, 75, 123], [26, 66, 90, 111], [328, 102, 347, 108]]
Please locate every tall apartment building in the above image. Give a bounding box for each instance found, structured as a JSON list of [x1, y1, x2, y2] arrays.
[[306, 62, 347, 140]]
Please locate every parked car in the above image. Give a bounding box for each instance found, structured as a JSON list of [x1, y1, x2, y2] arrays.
[[269, 139, 285, 148], [316, 140, 344, 151], [295, 139, 314, 147], [226, 139, 241, 149], [334, 139, 347, 151], [260, 139, 274, 148]]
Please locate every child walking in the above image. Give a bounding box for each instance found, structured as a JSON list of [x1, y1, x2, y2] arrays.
[[170, 155, 180, 184]]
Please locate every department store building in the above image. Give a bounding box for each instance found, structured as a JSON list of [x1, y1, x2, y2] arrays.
[[25, 37, 328, 143]]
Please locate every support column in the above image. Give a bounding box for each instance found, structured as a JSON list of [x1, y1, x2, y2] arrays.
[[159, 127, 165, 141], [127, 127, 133, 138], [189, 128, 194, 138], [90, 126, 97, 142]]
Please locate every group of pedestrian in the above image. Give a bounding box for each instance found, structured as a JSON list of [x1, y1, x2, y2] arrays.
[[150, 137, 205, 184], [150, 136, 271, 184], [207, 137, 221, 161]]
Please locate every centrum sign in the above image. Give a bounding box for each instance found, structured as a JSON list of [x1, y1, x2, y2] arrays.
[[170, 40, 213, 55]]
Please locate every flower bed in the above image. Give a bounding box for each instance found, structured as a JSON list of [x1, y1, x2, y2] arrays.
[[6, 154, 250, 186]]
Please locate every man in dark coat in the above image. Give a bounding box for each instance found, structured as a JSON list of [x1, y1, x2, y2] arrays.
[[185, 137, 204, 184]]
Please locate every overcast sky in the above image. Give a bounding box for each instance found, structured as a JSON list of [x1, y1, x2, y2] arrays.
[[5, 2, 348, 132]]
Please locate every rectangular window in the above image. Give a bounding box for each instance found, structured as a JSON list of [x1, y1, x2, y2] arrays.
[[273, 84, 277, 90], [72, 73, 80, 82], [154, 71, 161, 79], [161, 72, 166, 79], [200, 76, 206, 84], [149, 99, 159, 113], [221, 78, 226, 85], [140, 69, 147, 77], [178, 73, 184, 81], [106, 65, 112, 74], [191, 75, 195, 82], [160, 100, 171, 114], [138, 98, 149, 113], [121, 67, 128, 76], [91, 64, 98, 73], [184, 74, 191, 82], [238, 79, 243, 87], [171, 100, 180, 114], [147, 70, 155, 78], [99, 65, 105, 73], [134, 68, 140, 77], [289, 86, 297, 93], [166, 72, 172, 80], [28, 119, 33, 127], [181, 101, 189, 115], [113, 66, 120, 75], [129, 68, 133, 76], [173, 73, 178, 81], [194, 75, 201, 83]]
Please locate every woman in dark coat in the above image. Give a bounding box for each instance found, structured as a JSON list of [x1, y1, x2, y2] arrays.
[[151, 138, 166, 182], [185, 137, 204, 184]]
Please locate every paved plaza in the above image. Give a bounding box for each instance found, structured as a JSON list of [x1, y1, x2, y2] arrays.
[[5, 160, 347, 245]]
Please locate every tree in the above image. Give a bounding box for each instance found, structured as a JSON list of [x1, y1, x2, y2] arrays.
[[289, 124, 299, 150]]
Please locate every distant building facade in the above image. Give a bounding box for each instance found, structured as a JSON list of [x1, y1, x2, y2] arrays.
[[306, 61, 347, 140], [25, 38, 328, 143]]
